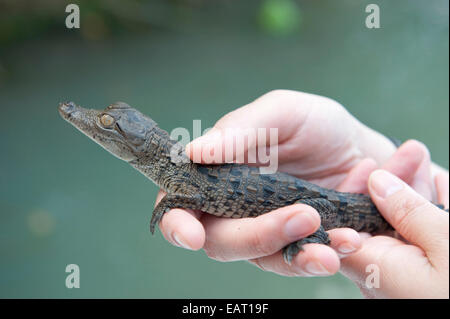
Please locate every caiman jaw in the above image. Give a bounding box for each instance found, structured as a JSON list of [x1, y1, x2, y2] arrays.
[[58, 101, 140, 162], [58, 102, 100, 135]]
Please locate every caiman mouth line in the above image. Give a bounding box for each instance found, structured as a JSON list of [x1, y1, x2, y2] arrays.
[[58, 101, 144, 163], [115, 122, 125, 137]]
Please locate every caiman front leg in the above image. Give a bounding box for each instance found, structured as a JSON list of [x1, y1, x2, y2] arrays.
[[150, 194, 203, 234], [282, 198, 335, 264]]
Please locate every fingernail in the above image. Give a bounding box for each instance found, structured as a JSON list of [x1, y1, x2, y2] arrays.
[[359, 232, 372, 240], [284, 213, 316, 239], [305, 261, 331, 276], [370, 170, 404, 199], [190, 128, 221, 146], [337, 243, 356, 254], [172, 233, 193, 250]]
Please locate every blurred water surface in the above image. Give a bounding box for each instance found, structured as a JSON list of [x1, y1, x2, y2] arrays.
[[0, 0, 448, 298]]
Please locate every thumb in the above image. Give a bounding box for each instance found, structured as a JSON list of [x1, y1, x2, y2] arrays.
[[185, 90, 322, 164], [368, 169, 449, 264]]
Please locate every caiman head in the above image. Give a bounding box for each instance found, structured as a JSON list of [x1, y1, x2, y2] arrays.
[[58, 101, 158, 162]]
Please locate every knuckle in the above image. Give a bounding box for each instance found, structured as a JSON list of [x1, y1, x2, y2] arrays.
[[321, 97, 345, 113], [280, 261, 306, 277], [247, 230, 271, 256], [389, 195, 429, 233], [257, 89, 299, 105], [264, 89, 292, 98], [248, 258, 268, 272], [203, 246, 227, 262], [247, 217, 279, 256], [249, 258, 302, 277], [204, 216, 282, 261]]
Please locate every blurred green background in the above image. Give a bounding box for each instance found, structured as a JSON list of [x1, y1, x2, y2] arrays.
[[0, 0, 448, 298]]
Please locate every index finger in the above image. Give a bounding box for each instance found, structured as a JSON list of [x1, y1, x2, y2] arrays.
[[155, 189, 206, 251]]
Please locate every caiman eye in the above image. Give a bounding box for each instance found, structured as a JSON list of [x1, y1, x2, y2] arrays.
[[100, 114, 115, 128]]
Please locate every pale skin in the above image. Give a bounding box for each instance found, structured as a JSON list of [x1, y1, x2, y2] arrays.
[[341, 170, 449, 298], [154, 90, 449, 297]]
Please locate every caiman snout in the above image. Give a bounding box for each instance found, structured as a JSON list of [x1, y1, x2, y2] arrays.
[[58, 101, 78, 118]]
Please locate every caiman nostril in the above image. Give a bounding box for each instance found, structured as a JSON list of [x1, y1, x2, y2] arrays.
[[58, 102, 77, 116]]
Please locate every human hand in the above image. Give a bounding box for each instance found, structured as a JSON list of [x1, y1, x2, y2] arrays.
[[155, 90, 443, 277], [340, 169, 449, 298]]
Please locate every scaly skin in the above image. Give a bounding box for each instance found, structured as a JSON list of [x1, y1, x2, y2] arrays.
[[59, 101, 396, 264]]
